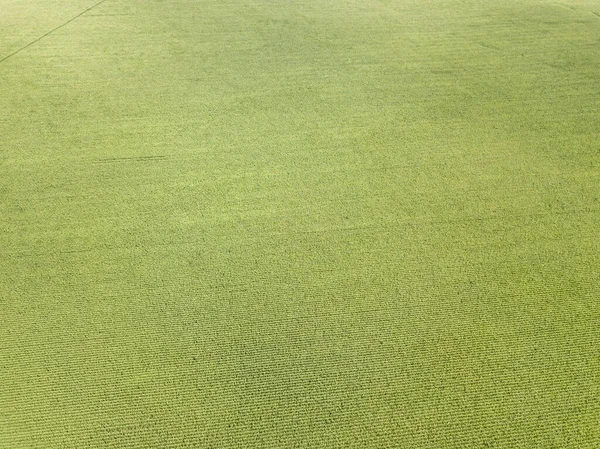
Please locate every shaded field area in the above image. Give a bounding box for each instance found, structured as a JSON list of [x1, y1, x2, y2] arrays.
[[1, 0, 599, 447]]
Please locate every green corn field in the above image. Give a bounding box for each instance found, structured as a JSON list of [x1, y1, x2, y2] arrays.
[[1, 0, 599, 447]]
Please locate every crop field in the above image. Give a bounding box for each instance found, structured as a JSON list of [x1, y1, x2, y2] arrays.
[[1, 0, 599, 447]]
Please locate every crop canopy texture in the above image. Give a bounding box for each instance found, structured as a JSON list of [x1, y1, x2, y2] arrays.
[[1, 0, 599, 447]]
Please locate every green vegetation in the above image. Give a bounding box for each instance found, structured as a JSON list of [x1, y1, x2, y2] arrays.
[[1, 0, 599, 447]]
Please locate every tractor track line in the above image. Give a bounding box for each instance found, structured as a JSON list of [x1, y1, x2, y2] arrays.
[[0, 0, 109, 65]]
